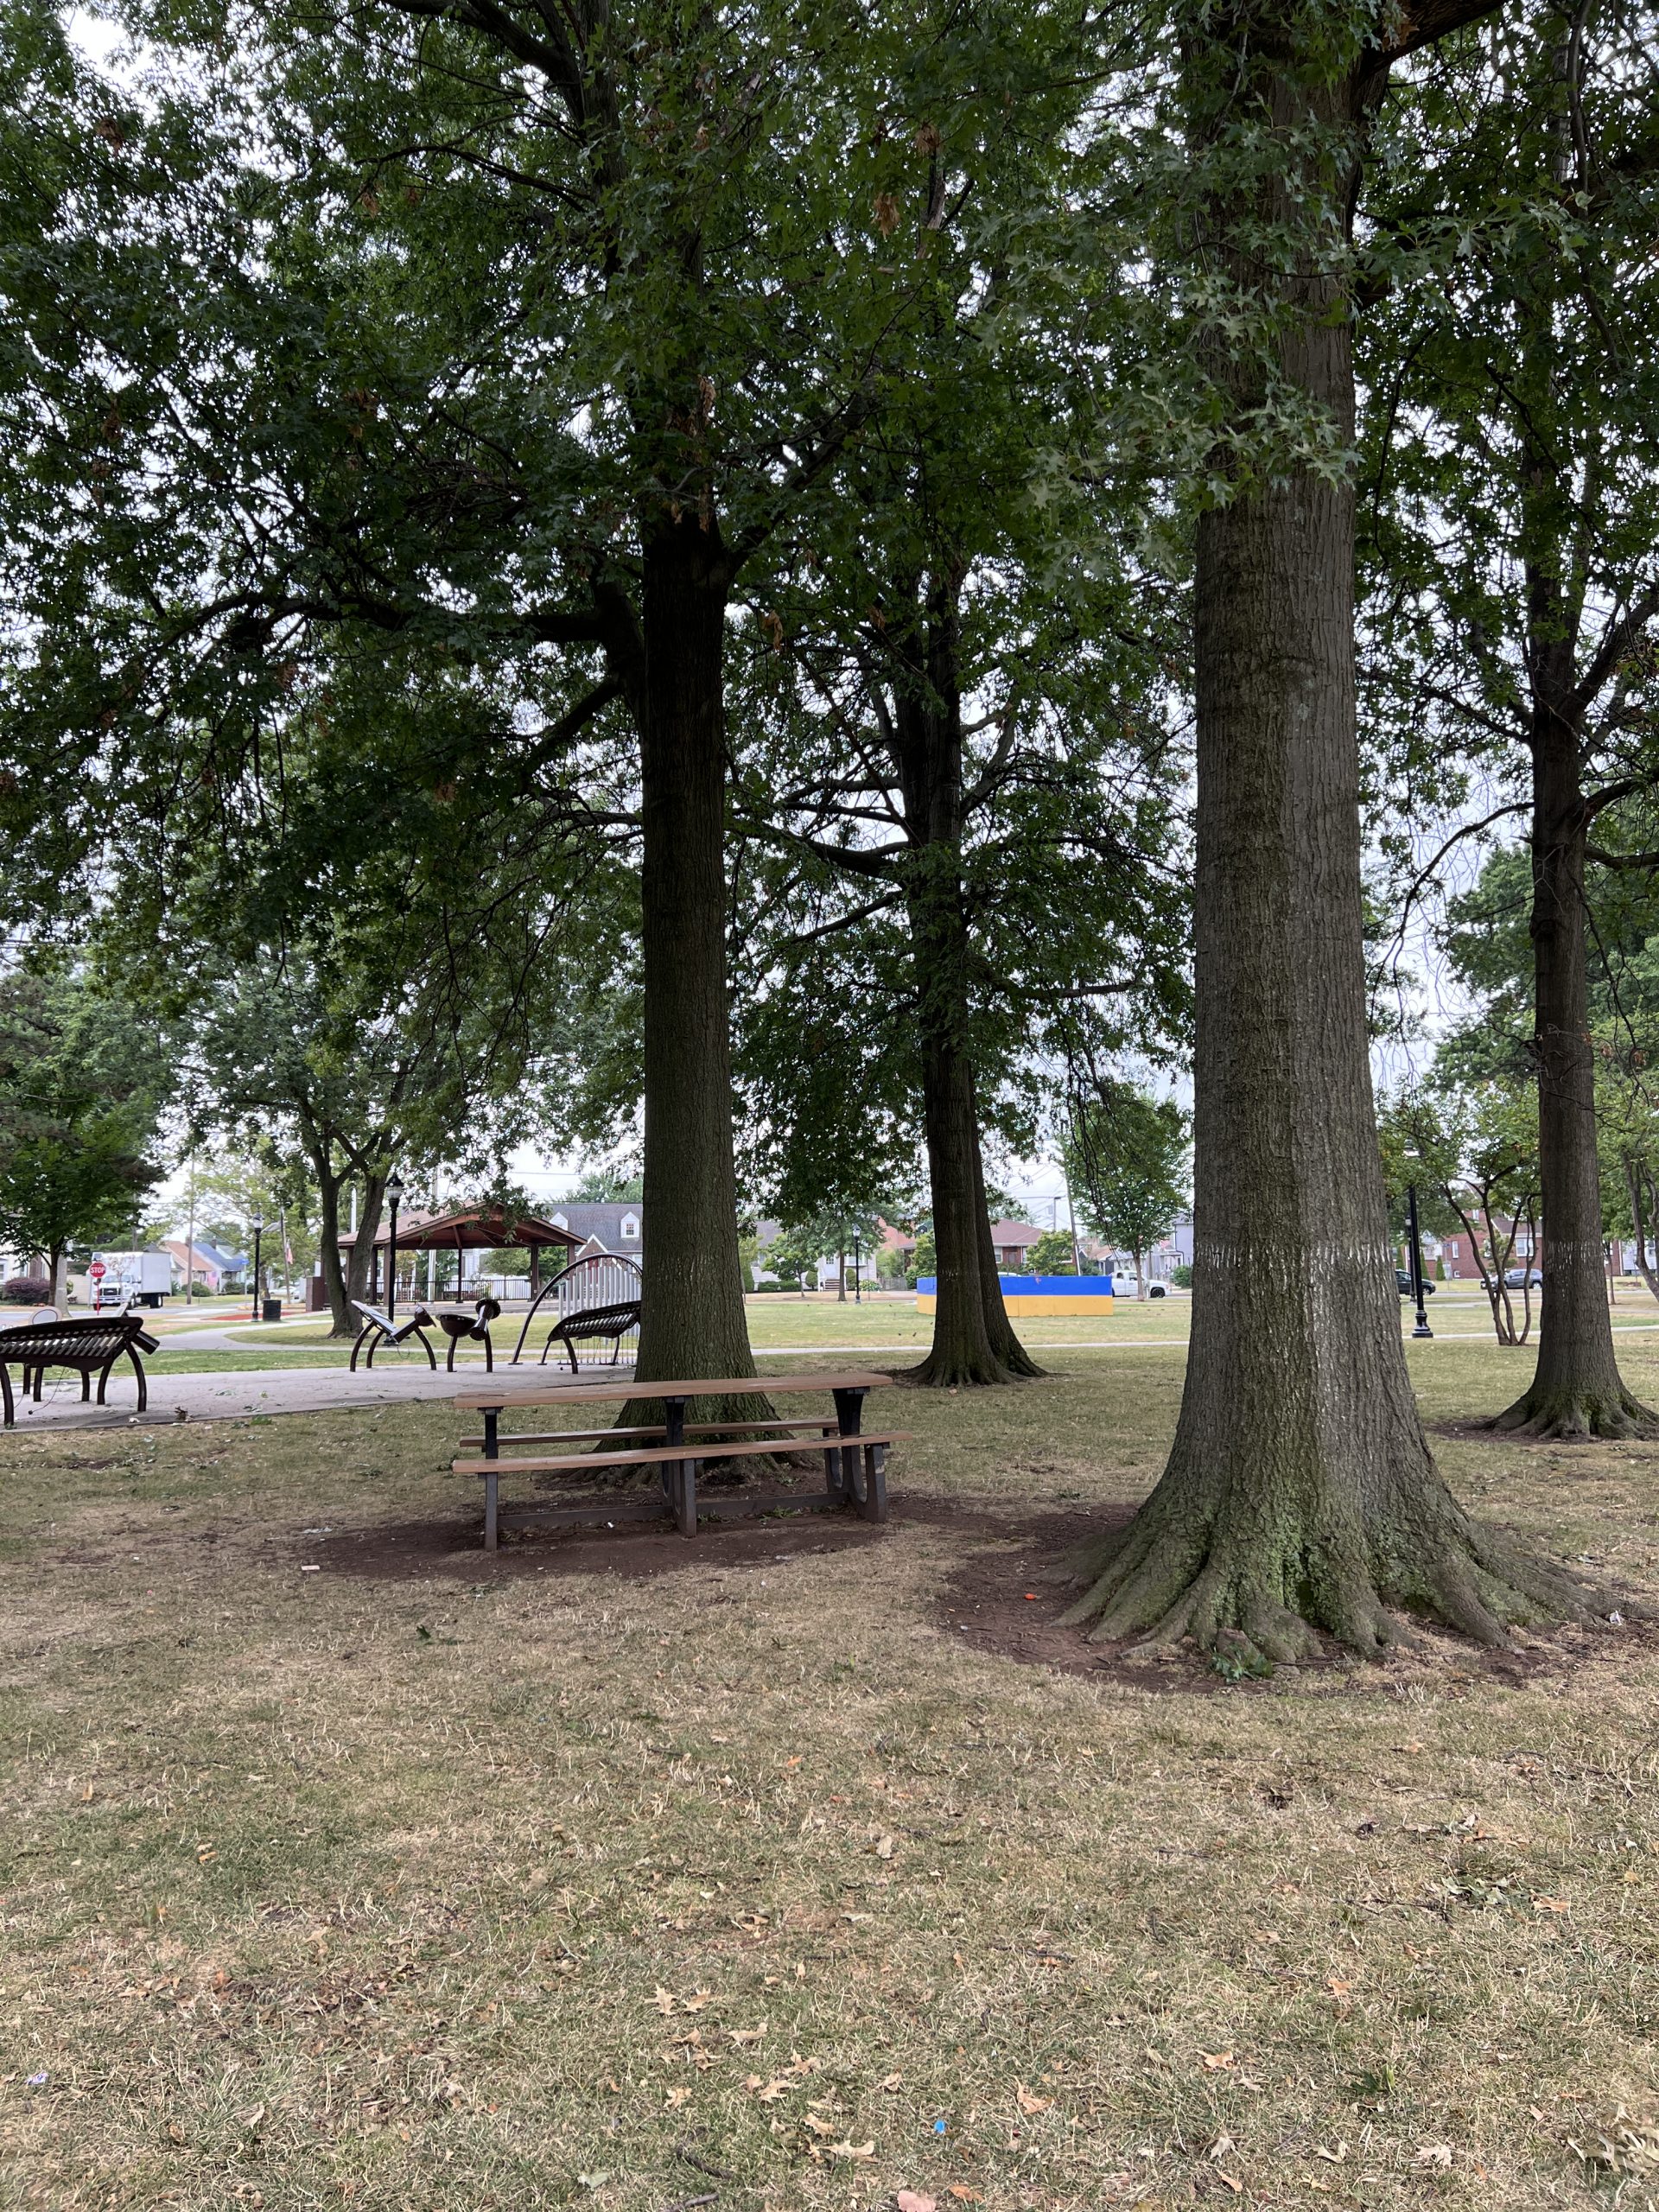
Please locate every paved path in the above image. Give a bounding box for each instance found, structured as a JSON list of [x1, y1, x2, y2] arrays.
[[0, 1362, 633, 1433]]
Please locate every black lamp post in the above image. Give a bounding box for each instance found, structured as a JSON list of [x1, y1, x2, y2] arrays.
[[1407, 1183, 1433, 1340], [853, 1229, 861, 1305], [386, 1173, 404, 1322], [249, 1217, 264, 1324]]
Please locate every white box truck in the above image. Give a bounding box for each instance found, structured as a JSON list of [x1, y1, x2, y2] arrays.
[[93, 1251, 173, 1309]]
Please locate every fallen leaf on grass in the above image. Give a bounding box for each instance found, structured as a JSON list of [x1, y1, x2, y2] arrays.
[[728, 2025, 767, 2045], [897, 2194, 938, 2212], [1200, 2051, 1236, 2072], [1209, 2134, 1236, 2160], [1413, 2144, 1454, 2170], [1015, 2082, 1053, 2113], [1314, 2141, 1348, 2163], [946, 2190, 981, 2204], [827, 2139, 874, 2159], [747, 2075, 792, 2102], [880, 2071, 904, 2091], [872, 1834, 895, 1860], [652, 1986, 677, 2015], [683, 1989, 713, 2011], [1533, 1896, 1569, 1915], [1325, 1977, 1352, 1998], [1214, 2174, 1243, 2196], [664, 2086, 692, 2108]]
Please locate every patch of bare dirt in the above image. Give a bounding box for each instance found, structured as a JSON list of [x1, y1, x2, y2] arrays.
[[304, 1497, 906, 1583]]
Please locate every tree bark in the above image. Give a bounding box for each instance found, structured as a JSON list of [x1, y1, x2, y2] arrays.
[[1624, 1158, 1659, 1304], [346, 1174, 385, 1319], [893, 574, 1039, 1388], [1061, 33, 1596, 1659], [626, 515, 760, 1408], [1492, 621, 1652, 1434]]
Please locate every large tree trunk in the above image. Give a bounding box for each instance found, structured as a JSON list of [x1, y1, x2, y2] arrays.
[[346, 1174, 385, 1320], [894, 575, 1039, 1389], [1061, 38, 1591, 1660], [628, 515, 758, 1401], [296, 1125, 354, 1336], [1493, 618, 1651, 1428]]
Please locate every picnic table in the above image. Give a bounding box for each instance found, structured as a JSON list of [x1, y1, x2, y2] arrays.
[[452, 1370, 903, 1549]]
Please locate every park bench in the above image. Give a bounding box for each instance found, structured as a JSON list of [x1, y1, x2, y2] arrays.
[[0, 1313, 160, 1425], [452, 1370, 904, 1548], [538, 1296, 642, 1373], [347, 1300, 437, 1371], [416, 1298, 504, 1372]]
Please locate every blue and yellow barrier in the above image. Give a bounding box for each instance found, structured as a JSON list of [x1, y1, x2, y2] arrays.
[[914, 1274, 1115, 1317]]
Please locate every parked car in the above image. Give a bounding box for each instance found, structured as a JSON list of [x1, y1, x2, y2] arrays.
[[1394, 1269, 1436, 1296], [1109, 1273, 1169, 1300], [1503, 1267, 1543, 1288]]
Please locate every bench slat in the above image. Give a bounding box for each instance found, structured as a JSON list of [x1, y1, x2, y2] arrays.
[[453, 1433, 906, 1478], [457, 1416, 838, 1450], [454, 1370, 891, 1410]]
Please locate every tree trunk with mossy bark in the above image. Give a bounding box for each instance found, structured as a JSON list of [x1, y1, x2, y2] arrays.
[[1061, 12, 1605, 1662]]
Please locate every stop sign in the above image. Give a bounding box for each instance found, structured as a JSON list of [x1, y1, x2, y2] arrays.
[[89, 1261, 106, 1281]]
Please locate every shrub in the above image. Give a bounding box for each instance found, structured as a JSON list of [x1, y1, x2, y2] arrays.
[[1171, 1262, 1193, 1288], [2, 1276, 52, 1304]]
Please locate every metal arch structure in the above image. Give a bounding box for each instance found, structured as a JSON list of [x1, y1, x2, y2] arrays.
[[510, 1251, 644, 1368]]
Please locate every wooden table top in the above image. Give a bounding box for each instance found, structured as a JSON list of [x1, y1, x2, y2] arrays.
[[454, 1370, 892, 1411]]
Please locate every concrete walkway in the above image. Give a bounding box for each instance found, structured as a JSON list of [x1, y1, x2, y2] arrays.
[[0, 1361, 633, 1433]]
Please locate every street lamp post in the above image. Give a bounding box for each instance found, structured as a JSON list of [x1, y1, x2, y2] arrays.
[[386, 1173, 404, 1323], [249, 1217, 264, 1325], [1407, 1183, 1433, 1340]]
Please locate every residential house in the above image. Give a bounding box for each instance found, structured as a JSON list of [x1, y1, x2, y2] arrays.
[[989, 1220, 1042, 1268], [159, 1236, 247, 1294], [545, 1202, 642, 1256], [1439, 1217, 1540, 1281]]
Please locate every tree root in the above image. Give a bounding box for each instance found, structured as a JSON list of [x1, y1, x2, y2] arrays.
[[899, 1351, 1034, 1389], [1056, 1490, 1630, 1668], [1491, 1382, 1659, 1442]]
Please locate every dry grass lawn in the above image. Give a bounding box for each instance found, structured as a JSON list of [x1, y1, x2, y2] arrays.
[[1, 1336, 1656, 2211]]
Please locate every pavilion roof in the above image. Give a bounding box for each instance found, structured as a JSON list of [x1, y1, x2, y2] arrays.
[[337, 1205, 582, 1253]]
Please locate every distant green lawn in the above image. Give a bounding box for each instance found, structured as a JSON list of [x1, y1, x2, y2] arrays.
[[132, 1282, 1659, 1376]]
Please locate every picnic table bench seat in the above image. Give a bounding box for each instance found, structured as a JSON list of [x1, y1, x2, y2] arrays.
[[0, 1314, 160, 1425], [451, 1370, 900, 1548]]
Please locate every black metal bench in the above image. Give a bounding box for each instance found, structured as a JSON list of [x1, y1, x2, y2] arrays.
[[0, 1315, 160, 1425], [540, 1298, 642, 1373], [347, 1300, 437, 1371]]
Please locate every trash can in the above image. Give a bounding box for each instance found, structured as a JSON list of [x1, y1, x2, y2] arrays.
[[261, 1298, 283, 1323]]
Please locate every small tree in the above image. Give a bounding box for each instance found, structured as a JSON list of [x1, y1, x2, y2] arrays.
[[1025, 1230, 1077, 1276], [1066, 1080, 1190, 1300], [0, 967, 166, 1299], [1381, 1086, 1542, 1347]]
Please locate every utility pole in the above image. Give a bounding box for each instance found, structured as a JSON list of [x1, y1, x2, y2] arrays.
[[1062, 1159, 1084, 1274], [184, 1152, 197, 1306]]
